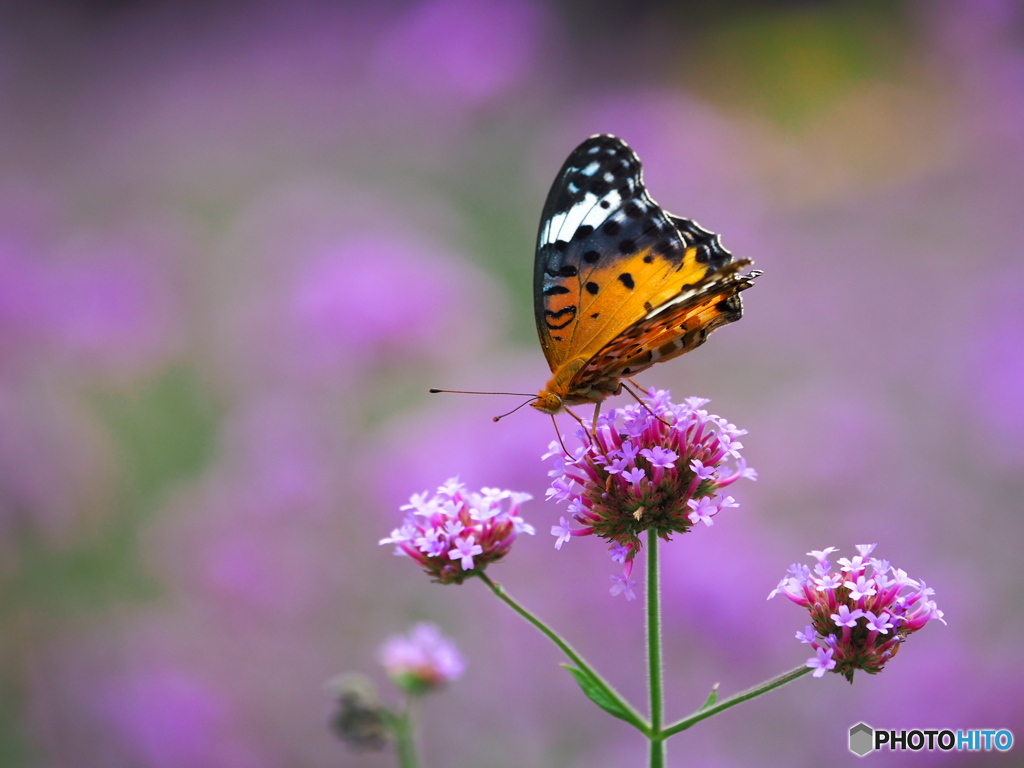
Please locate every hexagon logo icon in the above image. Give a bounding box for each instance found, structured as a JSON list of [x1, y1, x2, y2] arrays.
[[849, 722, 874, 757]]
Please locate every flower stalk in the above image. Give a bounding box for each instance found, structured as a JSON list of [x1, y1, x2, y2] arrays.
[[663, 666, 813, 737], [478, 572, 647, 732], [646, 530, 665, 768], [393, 698, 420, 768]]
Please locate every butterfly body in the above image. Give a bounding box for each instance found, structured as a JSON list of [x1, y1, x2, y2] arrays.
[[531, 135, 757, 415]]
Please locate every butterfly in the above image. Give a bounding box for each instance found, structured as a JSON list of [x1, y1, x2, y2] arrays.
[[531, 134, 758, 416]]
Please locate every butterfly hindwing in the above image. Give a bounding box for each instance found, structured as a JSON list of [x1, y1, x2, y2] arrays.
[[576, 260, 756, 384]]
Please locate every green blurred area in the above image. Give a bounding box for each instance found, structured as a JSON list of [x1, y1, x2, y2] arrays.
[[687, 1, 907, 126], [2, 368, 219, 618]]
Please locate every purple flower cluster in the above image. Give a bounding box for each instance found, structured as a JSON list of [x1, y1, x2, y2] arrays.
[[545, 391, 756, 597], [770, 544, 945, 681], [379, 623, 465, 694], [381, 479, 534, 584]]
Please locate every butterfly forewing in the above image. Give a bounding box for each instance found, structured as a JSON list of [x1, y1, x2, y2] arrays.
[[668, 215, 732, 273]]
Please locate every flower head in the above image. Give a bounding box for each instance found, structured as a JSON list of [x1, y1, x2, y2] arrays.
[[379, 623, 465, 694], [769, 544, 945, 682], [382, 479, 533, 584], [543, 390, 755, 592], [326, 674, 390, 752]]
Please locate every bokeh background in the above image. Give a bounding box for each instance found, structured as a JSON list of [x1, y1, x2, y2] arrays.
[[1, 0, 1022, 765]]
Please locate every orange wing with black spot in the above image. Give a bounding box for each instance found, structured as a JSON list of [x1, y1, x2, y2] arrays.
[[533, 135, 757, 409]]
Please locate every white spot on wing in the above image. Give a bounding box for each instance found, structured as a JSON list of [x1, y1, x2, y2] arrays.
[[542, 190, 622, 245]]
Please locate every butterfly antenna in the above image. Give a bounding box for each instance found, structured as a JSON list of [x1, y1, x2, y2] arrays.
[[429, 388, 534, 397], [623, 380, 671, 427], [492, 397, 538, 422]]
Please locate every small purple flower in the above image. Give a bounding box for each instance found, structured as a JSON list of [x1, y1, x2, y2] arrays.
[[609, 574, 637, 601], [641, 446, 678, 468], [864, 611, 893, 634], [379, 623, 465, 694], [796, 625, 817, 644], [621, 466, 647, 488], [543, 390, 756, 593], [770, 545, 945, 682], [609, 543, 630, 564], [831, 605, 864, 628], [689, 459, 715, 479], [604, 456, 632, 475], [808, 547, 838, 563], [382, 479, 533, 584], [551, 516, 572, 549], [448, 534, 483, 570], [807, 646, 837, 678], [844, 575, 877, 602], [686, 496, 717, 527]]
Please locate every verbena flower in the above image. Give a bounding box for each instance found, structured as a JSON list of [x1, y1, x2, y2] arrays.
[[381, 479, 534, 584], [379, 623, 466, 695], [769, 544, 945, 682], [543, 390, 755, 596]]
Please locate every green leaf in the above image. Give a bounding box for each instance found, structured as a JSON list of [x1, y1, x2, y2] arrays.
[[562, 665, 633, 724], [700, 683, 720, 710]]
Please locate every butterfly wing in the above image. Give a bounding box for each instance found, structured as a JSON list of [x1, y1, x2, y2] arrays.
[[534, 134, 753, 401], [576, 261, 758, 385]]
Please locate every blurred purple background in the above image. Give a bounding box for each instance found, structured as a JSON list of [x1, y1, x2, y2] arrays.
[[1, 0, 1022, 765]]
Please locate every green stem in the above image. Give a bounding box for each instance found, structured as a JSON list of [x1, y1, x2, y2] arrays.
[[394, 696, 420, 768], [478, 572, 647, 731], [662, 665, 813, 738], [647, 531, 665, 768]]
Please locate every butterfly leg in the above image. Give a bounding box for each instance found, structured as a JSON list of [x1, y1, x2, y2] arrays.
[[561, 407, 597, 448], [626, 377, 648, 395], [591, 402, 602, 441], [622, 380, 670, 427]]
